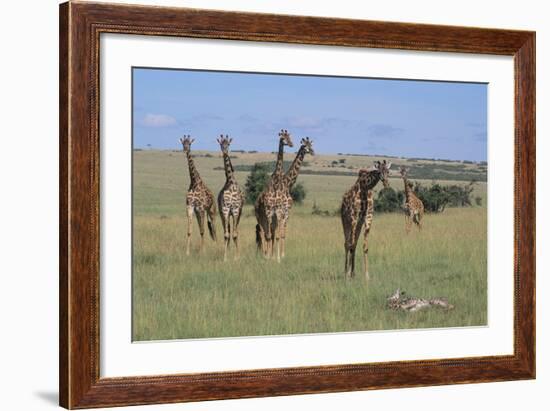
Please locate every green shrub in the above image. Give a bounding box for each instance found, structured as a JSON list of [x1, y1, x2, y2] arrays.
[[244, 163, 307, 204], [291, 183, 307, 204], [374, 187, 405, 213], [413, 182, 450, 213], [413, 181, 475, 212], [373, 182, 476, 214], [244, 163, 271, 204]]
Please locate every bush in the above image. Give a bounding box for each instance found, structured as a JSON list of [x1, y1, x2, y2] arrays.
[[244, 163, 271, 204], [244, 163, 307, 204], [413, 182, 450, 213], [445, 181, 475, 207], [374, 187, 405, 213], [291, 183, 307, 204], [373, 182, 477, 214], [413, 181, 475, 212]]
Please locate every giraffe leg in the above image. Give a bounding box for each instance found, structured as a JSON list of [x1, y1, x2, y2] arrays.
[[363, 226, 371, 282], [221, 210, 230, 262], [280, 215, 289, 259], [344, 217, 358, 279], [264, 214, 273, 260], [195, 210, 206, 254], [346, 232, 357, 278], [349, 246, 357, 278], [269, 214, 277, 260], [405, 213, 412, 234], [186, 206, 194, 256], [232, 209, 240, 260], [350, 217, 364, 279], [254, 206, 265, 256], [344, 244, 350, 277], [417, 211, 423, 231], [274, 212, 282, 264], [207, 206, 217, 241], [256, 223, 266, 256], [345, 243, 354, 279], [364, 192, 374, 281]]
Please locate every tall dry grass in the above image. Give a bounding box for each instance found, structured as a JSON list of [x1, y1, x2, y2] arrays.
[[132, 150, 487, 340]]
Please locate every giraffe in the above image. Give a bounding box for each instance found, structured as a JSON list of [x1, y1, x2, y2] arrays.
[[254, 129, 293, 261], [400, 166, 424, 233], [217, 135, 245, 261], [340, 160, 392, 280], [278, 137, 315, 258], [180, 135, 217, 256]]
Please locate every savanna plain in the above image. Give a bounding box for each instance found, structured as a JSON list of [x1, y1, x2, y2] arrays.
[[133, 150, 487, 341]]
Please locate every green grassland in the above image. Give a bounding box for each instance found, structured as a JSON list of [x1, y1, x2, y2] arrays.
[[133, 150, 487, 341]]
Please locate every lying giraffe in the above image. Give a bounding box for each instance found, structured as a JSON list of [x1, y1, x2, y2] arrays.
[[278, 137, 314, 258], [217, 135, 245, 261], [180, 136, 217, 255], [340, 160, 392, 280], [255, 130, 293, 261], [400, 166, 424, 233]]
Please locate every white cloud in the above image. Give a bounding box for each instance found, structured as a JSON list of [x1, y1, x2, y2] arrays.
[[140, 113, 177, 127]]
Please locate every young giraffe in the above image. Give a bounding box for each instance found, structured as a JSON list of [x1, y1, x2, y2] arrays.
[[400, 166, 424, 233], [255, 129, 293, 261], [278, 137, 315, 258], [217, 135, 245, 261], [340, 160, 392, 280], [180, 135, 217, 256]]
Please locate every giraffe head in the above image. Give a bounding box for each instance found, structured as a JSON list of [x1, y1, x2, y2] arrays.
[[299, 137, 315, 156], [399, 166, 408, 178], [372, 160, 392, 188], [278, 129, 294, 148], [217, 134, 232, 154], [179, 135, 194, 153]]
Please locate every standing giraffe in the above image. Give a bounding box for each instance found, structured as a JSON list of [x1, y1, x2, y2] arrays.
[[278, 137, 315, 258], [217, 135, 245, 261], [340, 160, 392, 280], [180, 135, 217, 255], [255, 129, 293, 261], [400, 166, 424, 233]]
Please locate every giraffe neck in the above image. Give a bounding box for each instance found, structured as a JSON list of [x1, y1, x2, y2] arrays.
[[272, 138, 286, 177], [222, 151, 236, 183], [186, 150, 201, 186], [403, 177, 413, 199], [285, 146, 307, 188], [359, 170, 382, 191]]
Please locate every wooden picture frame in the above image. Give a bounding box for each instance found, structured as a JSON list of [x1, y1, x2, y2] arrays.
[[59, 1, 535, 408]]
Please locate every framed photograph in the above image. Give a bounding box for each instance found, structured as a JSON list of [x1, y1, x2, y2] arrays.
[[59, 2, 535, 409]]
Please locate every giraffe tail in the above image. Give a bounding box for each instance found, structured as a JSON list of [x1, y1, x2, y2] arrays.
[[255, 224, 263, 252], [207, 214, 217, 241]]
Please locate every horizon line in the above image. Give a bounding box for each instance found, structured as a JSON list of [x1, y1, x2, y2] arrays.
[[133, 147, 487, 164]]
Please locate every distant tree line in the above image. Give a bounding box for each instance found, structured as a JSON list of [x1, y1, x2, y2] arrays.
[[215, 160, 309, 173], [216, 161, 486, 183]]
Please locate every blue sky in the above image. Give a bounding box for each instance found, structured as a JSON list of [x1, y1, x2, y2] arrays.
[[133, 68, 487, 161]]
